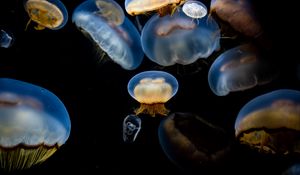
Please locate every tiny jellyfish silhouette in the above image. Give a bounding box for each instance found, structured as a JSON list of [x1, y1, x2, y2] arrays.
[[235, 89, 300, 155], [182, 0, 207, 20], [72, 0, 144, 70], [23, 0, 68, 30], [125, 0, 186, 16], [127, 71, 178, 117], [210, 0, 262, 38], [0, 78, 71, 171], [158, 112, 231, 174], [0, 29, 14, 48], [141, 10, 220, 66], [123, 114, 141, 143], [208, 43, 274, 96]]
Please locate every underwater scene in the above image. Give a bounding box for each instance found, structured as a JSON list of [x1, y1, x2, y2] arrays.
[[0, 0, 299, 174]]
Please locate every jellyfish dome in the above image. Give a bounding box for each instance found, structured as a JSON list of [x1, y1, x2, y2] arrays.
[[158, 112, 231, 174], [0, 29, 14, 48], [235, 89, 300, 155], [24, 0, 68, 30], [125, 0, 186, 16], [72, 0, 144, 70], [0, 78, 71, 171], [208, 43, 273, 96], [182, 0, 207, 19], [127, 71, 178, 116], [141, 10, 220, 66]]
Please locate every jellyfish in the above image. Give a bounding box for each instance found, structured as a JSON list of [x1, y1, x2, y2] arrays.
[[208, 43, 274, 96], [210, 0, 262, 38], [125, 0, 186, 17], [141, 10, 220, 66], [283, 163, 300, 175], [182, 0, 207, 20], [0, 29, 14, 48], [123, 114, 141, 143], [72, 0, 144, 70], [0, 78, 71, 171], [158, 112, 231, 174], [127, 71, 178, 117], [235, 89, 300, 155], [23, 0, 68, 30]]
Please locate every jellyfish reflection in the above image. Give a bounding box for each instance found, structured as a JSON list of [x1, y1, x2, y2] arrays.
[[141, 10, 220, 66], [123, 114, 141, 143], [127, 71, 178, 117], [158, 112, 231, 174], [24, 0, 68, 30], [0, 78, 70, 171], [235, 89, 300, 155], [0, 29, 14, 48], [208, 43, 274, 96], [72, 0, 144, 70]]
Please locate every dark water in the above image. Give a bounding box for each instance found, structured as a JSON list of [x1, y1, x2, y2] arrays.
[[0, 0, 299, 174]]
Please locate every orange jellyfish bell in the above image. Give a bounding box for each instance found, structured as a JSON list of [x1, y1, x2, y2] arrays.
[[127, 71, 178, 117]]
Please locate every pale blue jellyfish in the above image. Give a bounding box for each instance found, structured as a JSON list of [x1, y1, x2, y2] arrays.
[[72, 0, 144, 70], [0, 78, 71, 171], [123, 114, 141, 143], [127, 70, 178, 116], [208, 43, 273, 96], [0, 29, 14, 48], [182, 0, 207, 20], [235, 89, 300, 155], [23, 0, 68, 30], [283, 163, 300, 175], [141, 10, 220, 66]]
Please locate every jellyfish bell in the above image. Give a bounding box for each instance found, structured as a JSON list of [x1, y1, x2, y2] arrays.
[[127, 71, 178, 117], [209, 0, 262, 38], [158, 112, 231, 174], [24, 0, 68, 30], [94, 0, 125, 26], [0, 78, 71, 171], [72, 0, 144, 70], [141, 10, 220, 66], [208, 43, 274, 96], [235, 89, 300, 155], [125, 0, 186, 16], [182, 0, 207, 20]]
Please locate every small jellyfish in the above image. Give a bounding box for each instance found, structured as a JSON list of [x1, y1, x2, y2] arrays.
[[123, 114, 141, 143], [210, 0, 262, 38], [208, 43, 274, 96], [24, 0, 68, 30], [141, 10, 220, 66], [0, 78, 71, 171], [72, 0, 144, 70], [158, 112, 231, 174], [182, 0, 207, 20], [0, 29, 14, 48], [125, 0, 186, 16], [127, 71, 178, 117], [235, 89, 300, 155]]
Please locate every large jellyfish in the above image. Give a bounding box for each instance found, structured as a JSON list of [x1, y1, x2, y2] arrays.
[[125, 0, 186, 16], [72, 0, 144, 70], [210, 0, 262, 38], [0, 29, 14, 48], [235, 89, 300, 155], [141, 10, 220, 66], [158, 112, 231, 174], [182, 0, 207, 20], [127, 71, 178, 117], [23, 0, 68, 30], [0, 78, 71, 171], [208, 43, 274, 96]]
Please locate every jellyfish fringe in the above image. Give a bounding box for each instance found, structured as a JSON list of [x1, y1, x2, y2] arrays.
[[135, 103, 169, 117], [0, 144, 59, 171]]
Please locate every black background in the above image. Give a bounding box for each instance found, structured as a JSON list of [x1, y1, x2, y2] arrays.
[[1, 0, 300, 174]]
